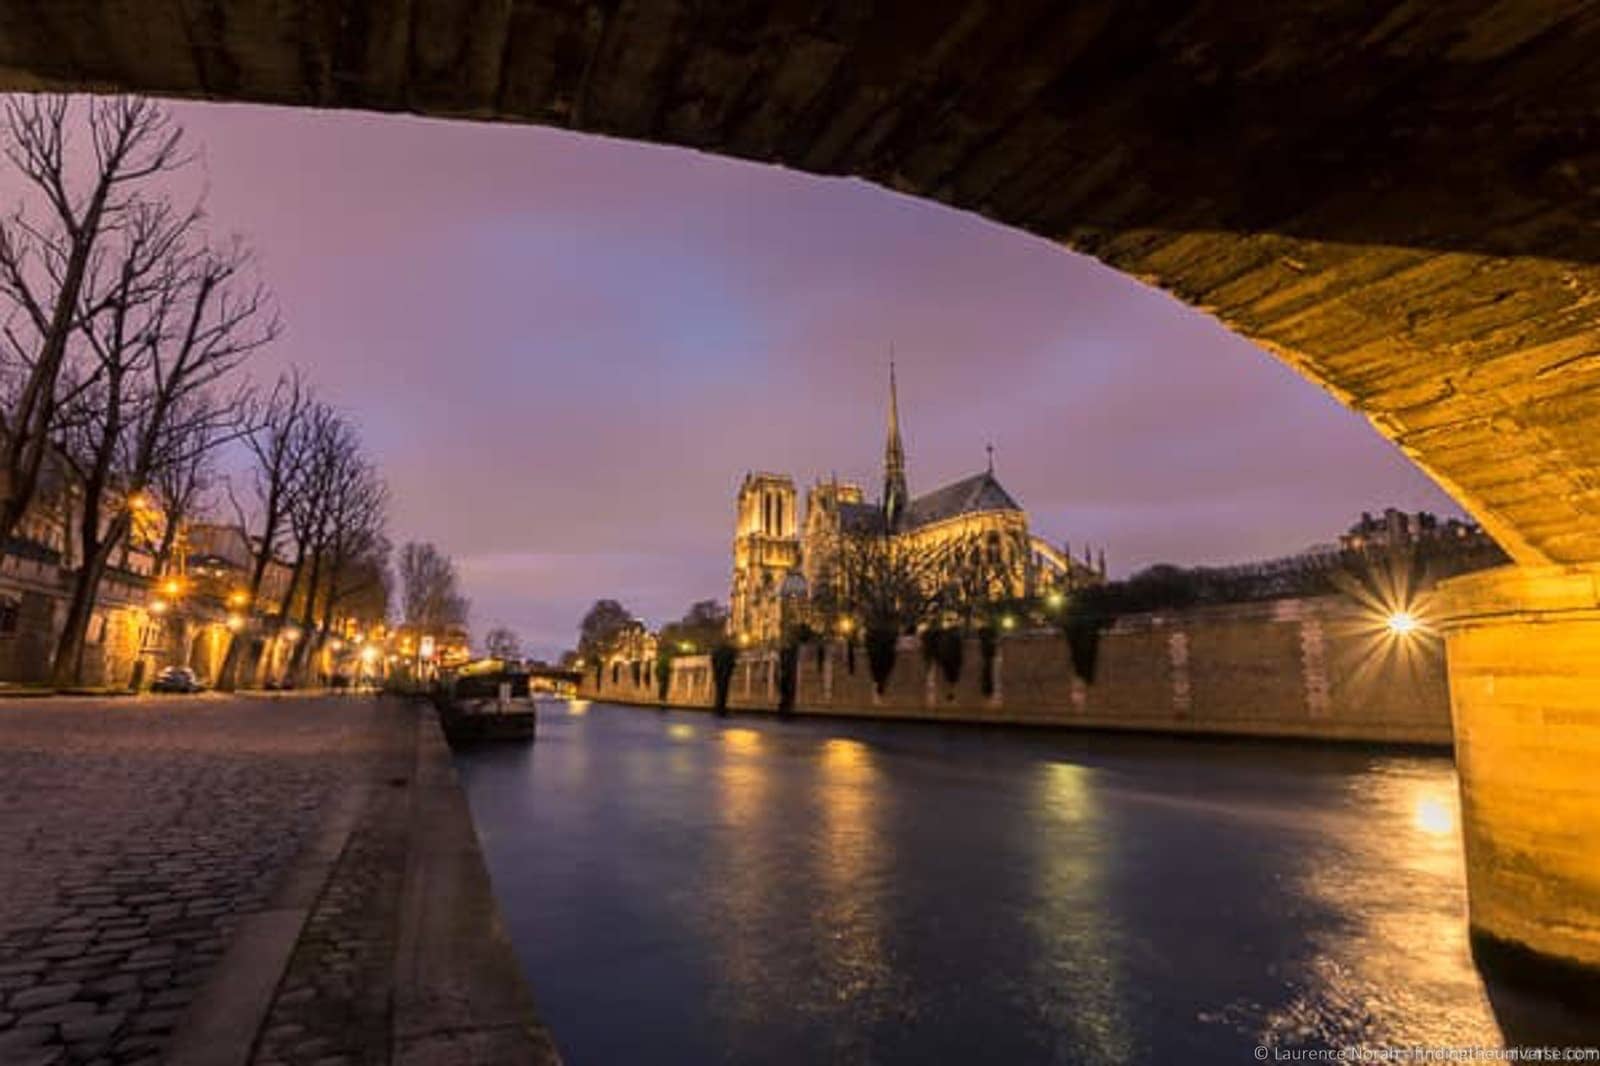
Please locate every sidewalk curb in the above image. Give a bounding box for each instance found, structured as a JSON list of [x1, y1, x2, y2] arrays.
[[165, 786, 368, 1066]]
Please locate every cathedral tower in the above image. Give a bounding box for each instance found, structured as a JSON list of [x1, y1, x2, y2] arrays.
[[883, 362, 909, 529], [730, 473, 801, 645]]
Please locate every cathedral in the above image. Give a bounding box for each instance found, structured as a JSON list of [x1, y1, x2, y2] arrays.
[[730, 367, 1105, 645]]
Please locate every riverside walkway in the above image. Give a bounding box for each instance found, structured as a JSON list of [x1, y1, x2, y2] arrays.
[[0, 692, 556, 1066]]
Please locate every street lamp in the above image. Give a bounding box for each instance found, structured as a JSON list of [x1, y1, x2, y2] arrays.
[[226, 613, 244, 632], [1386, 611, 1420, 636]]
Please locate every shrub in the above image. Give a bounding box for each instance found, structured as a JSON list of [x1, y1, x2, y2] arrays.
[[978, 626, 998, 697], [1061, 586, 1113, 684], [777, 642, 800, 715], [920, 626, 964, 688], [711, 643, 739, 715], [865, 624, 898, 694], [656, 651, 673, 702]]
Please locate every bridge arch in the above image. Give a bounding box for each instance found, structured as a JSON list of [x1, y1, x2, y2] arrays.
[[4, 0, 1599, 983]]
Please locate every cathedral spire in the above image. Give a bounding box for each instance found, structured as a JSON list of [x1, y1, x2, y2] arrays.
[[884, 357, 908, 529]]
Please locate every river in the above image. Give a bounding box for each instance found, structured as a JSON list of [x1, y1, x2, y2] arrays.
[[456, 700, 1536, 1064]]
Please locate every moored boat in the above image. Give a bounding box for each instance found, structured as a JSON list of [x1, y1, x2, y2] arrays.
[[436, 660, 537, 743]]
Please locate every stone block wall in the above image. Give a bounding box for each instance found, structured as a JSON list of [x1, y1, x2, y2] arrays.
[[579, 595, 1452, 745]]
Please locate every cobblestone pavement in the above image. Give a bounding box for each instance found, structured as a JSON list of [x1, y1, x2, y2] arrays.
[[0, 695, 393, 1066], [250, 712, 413, 1066]]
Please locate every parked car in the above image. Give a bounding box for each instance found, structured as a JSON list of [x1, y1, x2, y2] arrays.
[[151, 666, 204, 693]]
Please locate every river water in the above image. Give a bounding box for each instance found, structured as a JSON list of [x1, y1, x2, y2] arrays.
[[456, 700, 1524, 1064]]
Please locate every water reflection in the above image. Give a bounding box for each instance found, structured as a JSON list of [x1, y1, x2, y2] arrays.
[[812, 737, 893, 1029], [1241, 767, 1497, 1049], [1027, 762, 1136, 1064], [457, 703, 1523, 1065]]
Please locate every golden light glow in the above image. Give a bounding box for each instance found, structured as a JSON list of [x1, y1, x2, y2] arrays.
[[1001, 614, 1017, 630], [283, 626, 301, 642], [162, 579, 182, 597], [1046, 591, 1065, 610], [678, 641, 695, 653], [329, 638, 344, 651], [227, 590, 249, 608], [360, 645, 379, 665], [838, 617, 855, 634], [723, 727, 762, 752], [1413, 793, 1457, 836], [1386, 611, 1419, 636], [822, 737, 869, 770], [667, 723, 696, 741], [225, 613, 244, 632], [150, 598, 168, 615]]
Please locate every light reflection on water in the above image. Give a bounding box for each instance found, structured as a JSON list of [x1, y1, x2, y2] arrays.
[[457, 702, 1514, 1065]]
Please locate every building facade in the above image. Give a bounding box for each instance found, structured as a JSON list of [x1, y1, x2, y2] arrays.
[[729, 366, 1104, 645]]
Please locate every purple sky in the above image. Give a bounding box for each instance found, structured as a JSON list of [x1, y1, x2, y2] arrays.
[[154, 101, 1455, 657]]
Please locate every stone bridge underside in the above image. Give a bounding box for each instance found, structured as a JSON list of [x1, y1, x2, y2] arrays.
[[4, 1, 1600, 987], [1, 1, 1598, 564]]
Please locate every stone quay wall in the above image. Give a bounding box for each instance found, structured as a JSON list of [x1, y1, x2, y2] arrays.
[[582, 595, 1452, 746]]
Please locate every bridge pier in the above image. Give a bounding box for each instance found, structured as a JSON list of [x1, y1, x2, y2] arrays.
[[1440, 565, 1600, 980]]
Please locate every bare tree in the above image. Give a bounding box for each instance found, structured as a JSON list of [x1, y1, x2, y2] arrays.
[[483, 627, 521, 660], [300, 451, 388, 683], [274, 402, 340, 642], [398, 541, 469, 635], [280, 406, 358, 683], [0, 95, 186, 563], [149, 393, 221, 573], [575, 598, 632, 663], [216, 368, 312, 689], [50, 217, 274, 685]]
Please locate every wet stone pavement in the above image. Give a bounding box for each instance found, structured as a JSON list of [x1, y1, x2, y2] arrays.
[[0, 695, 393, 1066]]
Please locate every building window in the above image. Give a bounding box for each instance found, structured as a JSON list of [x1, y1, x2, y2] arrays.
[[0, 596, 18, 635], [88, 612, 106, 645]]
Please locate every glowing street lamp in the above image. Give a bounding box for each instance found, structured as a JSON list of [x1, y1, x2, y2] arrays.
[[1001, 615, 1017, 631], [162, 578, 183, 598], [226, 613, 245, 632], [150, 598, 168, 615], [1045, 591, 1065, 610], [1386, 611, 1420, 636]]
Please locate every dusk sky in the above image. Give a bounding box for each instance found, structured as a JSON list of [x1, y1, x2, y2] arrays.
[[146, 101, 1456, 657]]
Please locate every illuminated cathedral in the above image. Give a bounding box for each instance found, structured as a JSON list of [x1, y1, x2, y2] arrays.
[[730, 366, 1105, 645]]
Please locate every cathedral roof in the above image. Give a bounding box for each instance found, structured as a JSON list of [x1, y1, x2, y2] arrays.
[[905, 472, 1023, 528], [838, 500, 887, 535]]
